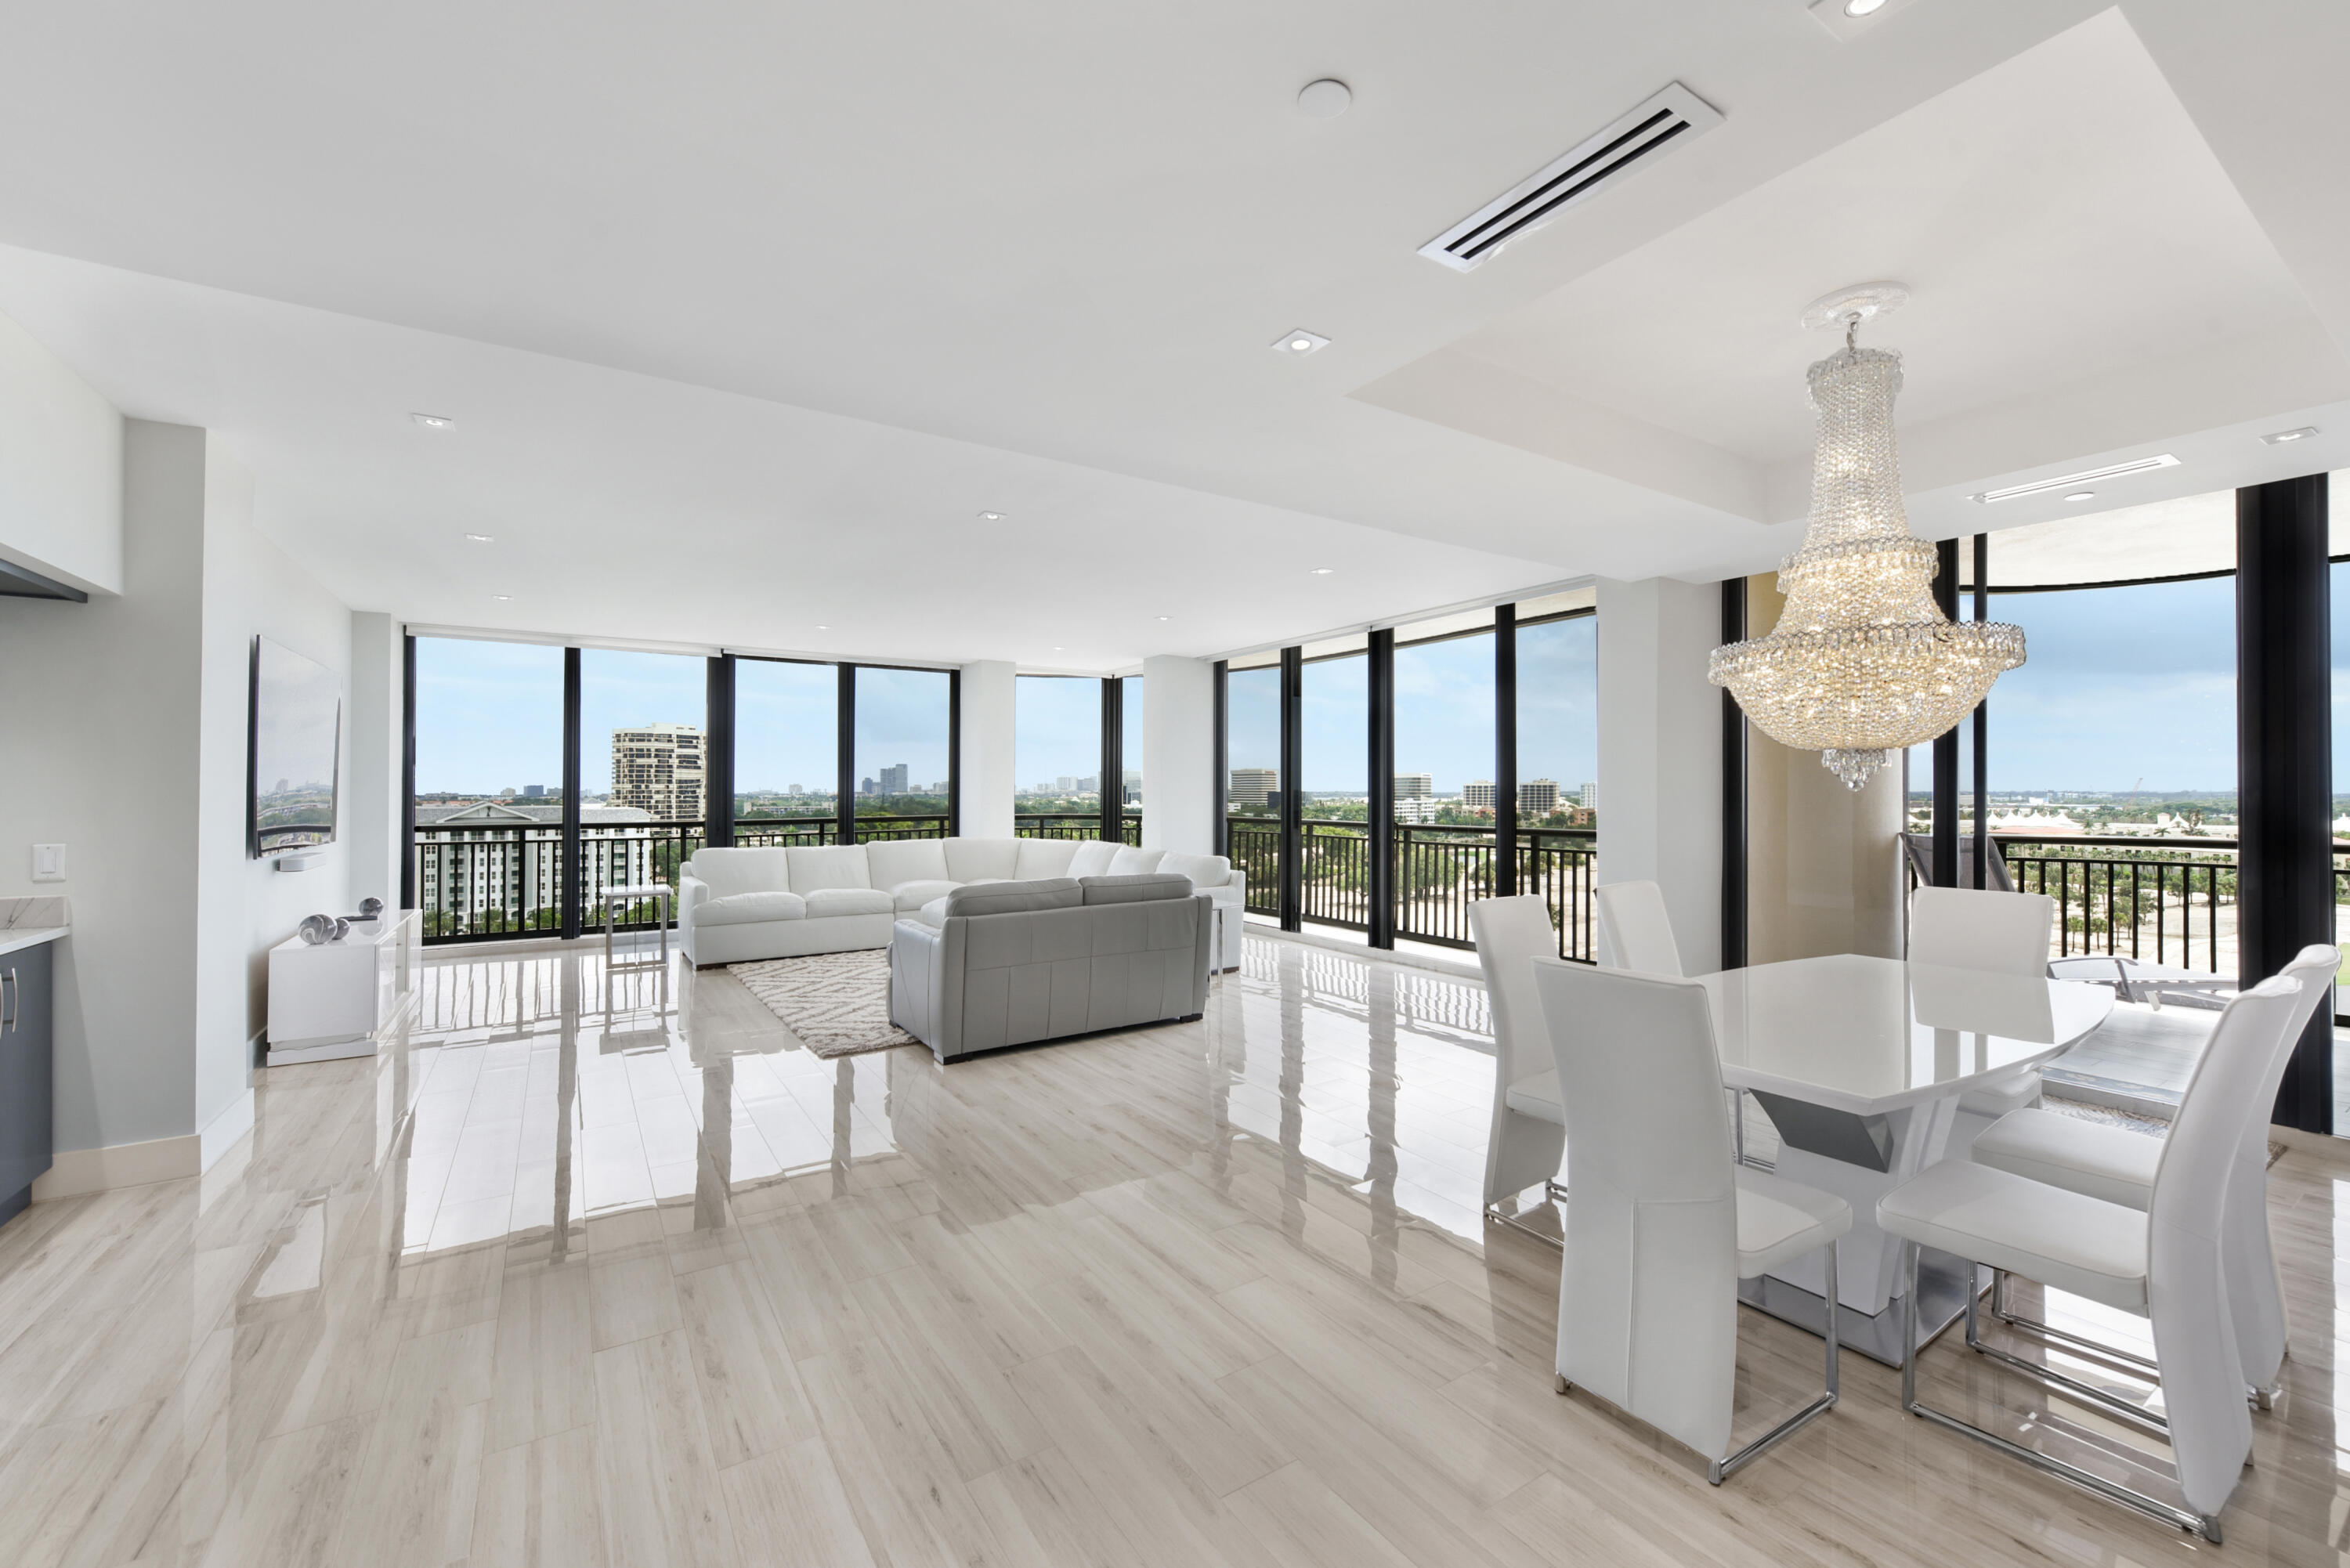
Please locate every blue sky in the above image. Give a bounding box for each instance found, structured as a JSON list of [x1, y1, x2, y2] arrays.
[[1017, 675, 1098, 786], [1228, 616, 1600, 796]]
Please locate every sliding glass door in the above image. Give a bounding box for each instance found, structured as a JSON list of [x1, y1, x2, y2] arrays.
[[735, 658, 837, 845]]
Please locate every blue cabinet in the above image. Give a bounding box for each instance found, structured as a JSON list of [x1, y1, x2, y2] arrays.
[[0, 942, 53, 1223]]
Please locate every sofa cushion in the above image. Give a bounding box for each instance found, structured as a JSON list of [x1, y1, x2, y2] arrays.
[[804, 887, 895, 917], [1108, 847, 1166, 876], [866, 839, 949, 889], [688, 847, 794, 901], [694, 890, 808, 927], [945, 837, 1021, 882], [1158, 852, 1231, 891], [786, 844, 871, 894], [1079, 873, 1193, 907], [912, 896, 952, 927], [942, 878, 1083, 918], [1067, 841, 1121, 878], [1014, 838, 1080, 880], [891, 879, 959, 912]]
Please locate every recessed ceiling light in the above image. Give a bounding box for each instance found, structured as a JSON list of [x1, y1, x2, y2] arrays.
[[977, 511, 1005, 521], [490, 594, 513, 602], [1155, 616, 1172, 622], [815, 625, 830, 630], [464, 533, 494, 543], [411, 412, 454, 429], [1844, 0, 1887, 14], [1296, 78, 1352, 121], [1052, 646, 1065, 652], [2064, 491, 2096, 502], [1970, 454, 2179, 504], [2261, 426, 2319, 445], [1308, 567, 1336, 576], [1272, 328, 1330, 356]]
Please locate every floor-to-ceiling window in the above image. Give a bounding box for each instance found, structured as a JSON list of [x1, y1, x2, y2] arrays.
[[1300, 638, 1368, 930], [852, 666, 951, 839], [580, 649, 707, 923], [1515, 604, 1600, 956], [1393, 615, 1495, 947], [735, 657, 837, 844], [1014, 674, 1100, 840], [1226, 655, 1282, 917], [411, 636, 568, 939], [1120, 674, 1143, 842]]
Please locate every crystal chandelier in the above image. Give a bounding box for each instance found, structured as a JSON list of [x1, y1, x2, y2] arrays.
[[1709, 285, 2023, 789]]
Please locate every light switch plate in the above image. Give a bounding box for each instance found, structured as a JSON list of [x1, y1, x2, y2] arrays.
[[31, 844, 64, 883]]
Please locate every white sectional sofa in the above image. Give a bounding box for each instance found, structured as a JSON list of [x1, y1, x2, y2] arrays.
[[678, 836, 1246, 968]]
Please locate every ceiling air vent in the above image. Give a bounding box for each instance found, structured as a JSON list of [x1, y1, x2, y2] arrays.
[[1419, 82, 1723, 273]]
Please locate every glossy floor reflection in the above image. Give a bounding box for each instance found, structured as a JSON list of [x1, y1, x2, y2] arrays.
[[1, 932, 2348, 1565]]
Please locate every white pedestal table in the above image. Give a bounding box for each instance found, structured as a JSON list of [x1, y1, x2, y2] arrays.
[[1698, 954, 2114, 1366]]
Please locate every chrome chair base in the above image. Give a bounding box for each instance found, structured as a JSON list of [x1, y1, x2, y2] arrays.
[[1710, 1244, 1840, 1486], [1900, 1248, 2222, 1543], [1992, 1269, 2283, 1412], [1486, 1180, 1569, 1252]]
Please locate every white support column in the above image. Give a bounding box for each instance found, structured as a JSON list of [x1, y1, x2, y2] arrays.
[[1596, 576, 1723, 974], [347, 611, 404, 910], [958, 660, 1016, 840], [1141, 656, 1216, 855]]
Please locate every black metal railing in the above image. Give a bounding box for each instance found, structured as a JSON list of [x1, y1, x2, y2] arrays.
[[1224, 815, 1598, 960], [1983, 835, 2239, 975], [415, 811, 954, 943], [1014, 812, 1142, 846]]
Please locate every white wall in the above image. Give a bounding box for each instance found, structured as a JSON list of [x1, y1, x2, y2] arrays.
[[0, 308, 123, 596], [193, 434, 352, 1154], [0, 420, 200, 1156], [348, 612, 404, 911], [1141, 656, 1216, 856], [958, 660, 1015, 839], [0, 418, 354, 1180], [1596, 576, 1723, 975]]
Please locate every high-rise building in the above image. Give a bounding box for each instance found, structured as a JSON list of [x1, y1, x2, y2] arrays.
[[1580, 781, 1598, 811], [1394, 772, 1433, 800], [1230, 767, 1277, 807], [1462, 779, 1496, 811], [1057, 775, 1076, 793], [880, 762, 908, 793], [1519, 779, 1559, 815], [1395, 795, 1441, 824], [610, 724, 705, 819]]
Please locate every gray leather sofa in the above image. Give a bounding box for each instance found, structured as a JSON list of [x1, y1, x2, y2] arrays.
[[888, 874, 1213, 1063]]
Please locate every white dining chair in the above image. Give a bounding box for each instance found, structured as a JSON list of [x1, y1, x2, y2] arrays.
[[1908, 884, 2058, 1132], [1876, 974, 2305, 1544], [1594, 880, 1684, 975], [1471, 896, 1567, 1245], [1972, 941, 2339, 1407], [1531, 958, 1849, 1484], [1594, 878, 1763, 1164]]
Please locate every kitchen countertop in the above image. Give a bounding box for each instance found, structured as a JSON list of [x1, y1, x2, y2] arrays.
[[0, 926, 68, 958]]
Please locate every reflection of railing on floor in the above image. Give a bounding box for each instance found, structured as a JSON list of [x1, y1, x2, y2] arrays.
[[1238, 931, 1493, 1046]]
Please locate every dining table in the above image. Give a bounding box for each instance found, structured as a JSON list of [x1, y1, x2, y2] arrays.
[[1699, 952, 2117, 1366]]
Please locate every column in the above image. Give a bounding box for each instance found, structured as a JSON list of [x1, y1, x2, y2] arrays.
[[1596, 576, 1723, 974], [956, 659, 1017, 840], [1141, 655, 1217, 854]]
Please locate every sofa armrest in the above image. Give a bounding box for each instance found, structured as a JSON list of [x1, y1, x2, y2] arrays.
[[678, 874, 710, 925]]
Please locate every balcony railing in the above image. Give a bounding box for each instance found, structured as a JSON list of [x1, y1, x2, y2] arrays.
[[414, 811, 953, 943], [1225, 816, 1599, 961], [1014, 811, 1142, 845]]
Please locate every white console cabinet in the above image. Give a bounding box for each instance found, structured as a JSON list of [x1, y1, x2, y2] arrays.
[[265, 909, 419, 1066]]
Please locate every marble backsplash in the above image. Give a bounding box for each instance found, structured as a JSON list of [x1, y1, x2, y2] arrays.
[[0, 895, 68, 930]]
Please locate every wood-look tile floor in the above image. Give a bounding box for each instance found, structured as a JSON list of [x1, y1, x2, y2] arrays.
[[2, 932, 2346, 1566]]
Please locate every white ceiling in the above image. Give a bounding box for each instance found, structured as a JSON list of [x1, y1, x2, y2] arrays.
[[0, 1, 2343, 666]]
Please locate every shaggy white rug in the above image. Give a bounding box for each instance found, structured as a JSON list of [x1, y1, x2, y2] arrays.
[[729, 949, 918, 1058]]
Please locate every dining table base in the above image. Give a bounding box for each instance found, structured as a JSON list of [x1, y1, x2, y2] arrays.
[[1739, 1248, 1985, 1368]]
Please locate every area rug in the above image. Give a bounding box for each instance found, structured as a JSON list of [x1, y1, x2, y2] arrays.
[[728, 950, 918, 1058], [2042, 1093, 2287, 1168]]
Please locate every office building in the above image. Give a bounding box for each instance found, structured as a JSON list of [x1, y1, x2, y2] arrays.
[[611, 723, 705, 819]]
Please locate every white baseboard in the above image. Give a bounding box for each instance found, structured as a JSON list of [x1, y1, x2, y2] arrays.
[[31, 1133, 201, 1201], [200, 1090, 255, 1175]]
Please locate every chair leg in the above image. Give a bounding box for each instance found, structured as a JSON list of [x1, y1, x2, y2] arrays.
[[1963, 1266, 2167, 1435], [1988, 1267, 2162, 1377], [1485, 1202, 1564, 1252], [1899, 1247, 2222, 1541], [1711, 1242, 1839, 1485]]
